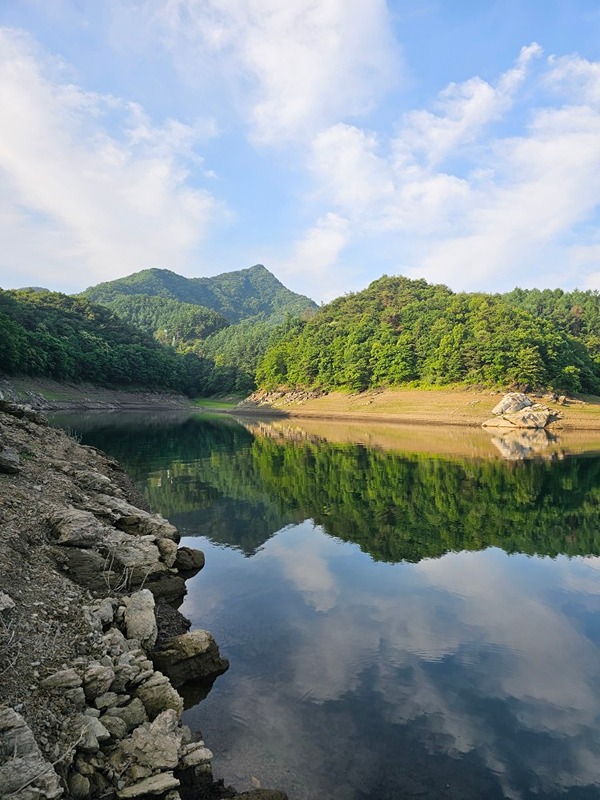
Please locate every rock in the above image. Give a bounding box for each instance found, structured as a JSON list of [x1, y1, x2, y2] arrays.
[[482, 404, 561, 430], [0, 446, 21, 474], [120, 709, 183, 770], [157, 537, 179, 567], [236, 793, 289, 800], [69, 771, 91, 799], [152, 630, 229, 688], [179, 742, 213, 767], [491, 392, 533, 415], [99, 713, 128, 739], [94, 690, 122, 710], [116, 771, 180, 798], [40, 667, 82, 690], [79, 714, 111, 752], [0, 591, 15, 612], [93, 494, 180, 541], [0, 708, 62, 799], [90, 597, 115, 627], [104, 698, 148, 731], [83, 663, 116, 701], [134, 671, 183, 720], [56, 546, 119, 593], [123, 589, 158, 649], [145, 574, 187, 603], [174, 546, 205, 573], [48, 507, 112, 547]]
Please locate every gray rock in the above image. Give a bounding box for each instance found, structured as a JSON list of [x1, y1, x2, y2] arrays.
[[491, 392, 533, 415], [69, 771, 91, 799], [104, 698, 148, 732], [94, 691, 121, 710], [83, 663, 116, 701], [40, 667, 82, 690], [48, 507, 112, 547], [483, 404, 560, 430], [134, 671, 183, 720], [0, 708, 62, 799], [79, 715, 111, 753], [0, 446, 21, 474], [123, 589, 158, 649], [152, 630, 229, 688], [120, 709, 182, 770], [116, 772, 180, 798], [156, 537, 179, 567], [99, 713, 128, 739], [0, 591, 15, 612], [179, 742, 213, 767], [56, 546, 119, 593], [174, 547, 205, 573]]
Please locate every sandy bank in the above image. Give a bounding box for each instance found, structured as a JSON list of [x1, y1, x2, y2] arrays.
[[236, 388, 600, 431]]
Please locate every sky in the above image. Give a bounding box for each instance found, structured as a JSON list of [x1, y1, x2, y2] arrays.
[[1, 1, 600, 303]]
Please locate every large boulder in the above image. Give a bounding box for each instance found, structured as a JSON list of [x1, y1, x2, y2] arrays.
[[482, 404, 561, 429], [491, 392, 533, 415], [152, 630, 229, 688]]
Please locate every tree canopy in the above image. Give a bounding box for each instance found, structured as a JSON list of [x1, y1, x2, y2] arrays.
[[257, 276, 600, 394]]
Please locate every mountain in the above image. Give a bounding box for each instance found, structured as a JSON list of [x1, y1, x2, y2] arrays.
[[82, 264, 317, 325], [256, 275, 600, 394]]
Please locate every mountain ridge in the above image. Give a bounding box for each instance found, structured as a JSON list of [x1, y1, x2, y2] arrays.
[[81, 264, 317, 325]]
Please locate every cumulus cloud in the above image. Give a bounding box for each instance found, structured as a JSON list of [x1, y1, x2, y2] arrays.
[[141, 0, 400, 143], [0, 27, 221, 292], [304, 44, 600, 293]]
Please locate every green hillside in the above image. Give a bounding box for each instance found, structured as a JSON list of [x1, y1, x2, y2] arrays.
[[257, 275, 600, 394], [81, 264, 317, 393], [82, 264, 317, 324], [0, 289, 210, 393]]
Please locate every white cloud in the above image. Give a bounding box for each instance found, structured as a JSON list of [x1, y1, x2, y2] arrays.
[[305, 45, 600, 294], [142, 0, 400, 143], [276, 213, 352, 301], [0, 27, 222, 292]]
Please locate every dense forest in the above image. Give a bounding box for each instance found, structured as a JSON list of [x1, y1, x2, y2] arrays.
[[6, 267, 600, 396], [80, 264, 317, 393], [257, 276, 600, 394], [0, 289, 211, 393]]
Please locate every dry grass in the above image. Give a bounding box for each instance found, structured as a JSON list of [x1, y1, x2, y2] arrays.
[[238, 387, 600, 431]]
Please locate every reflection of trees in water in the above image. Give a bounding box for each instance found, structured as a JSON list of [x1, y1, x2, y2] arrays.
[[59, 414, 600, 563]]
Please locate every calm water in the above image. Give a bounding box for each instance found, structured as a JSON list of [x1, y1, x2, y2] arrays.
[[54, 412, 600, 800]]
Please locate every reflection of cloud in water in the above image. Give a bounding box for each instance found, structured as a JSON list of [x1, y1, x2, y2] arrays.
[[266, 522, 340, 612], [271, 537, 600, 794], [186, 529, 600, 798]]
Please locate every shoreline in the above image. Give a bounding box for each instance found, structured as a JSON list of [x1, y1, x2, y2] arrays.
[[0, 397, 286, 800], [234, 388, 600, 431]]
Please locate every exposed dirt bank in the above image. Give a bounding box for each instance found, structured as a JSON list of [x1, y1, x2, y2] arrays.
[[0, 377, 192, 412], [0, 399, 286, 800], [237, 388, 600, 430]]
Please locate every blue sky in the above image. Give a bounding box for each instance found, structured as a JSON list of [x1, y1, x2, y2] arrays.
[[1, 1, 600, 303]]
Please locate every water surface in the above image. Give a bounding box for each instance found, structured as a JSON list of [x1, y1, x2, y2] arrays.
[[54, 412, 600, 800]]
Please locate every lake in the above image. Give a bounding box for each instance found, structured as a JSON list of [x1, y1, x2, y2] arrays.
[[53, 411, 600, 800]]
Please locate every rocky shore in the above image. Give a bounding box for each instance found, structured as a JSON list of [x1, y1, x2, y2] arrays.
[[0, 399, 287, 800]]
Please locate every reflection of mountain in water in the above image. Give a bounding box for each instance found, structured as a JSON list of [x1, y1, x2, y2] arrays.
[[55, 413, 600, 562]]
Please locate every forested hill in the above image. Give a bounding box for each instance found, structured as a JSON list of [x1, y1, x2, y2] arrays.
[[79, 264, 318, 394], [256, 275, 600, 394], [82, 264, 317, 324], [0, 289, 209, 393]]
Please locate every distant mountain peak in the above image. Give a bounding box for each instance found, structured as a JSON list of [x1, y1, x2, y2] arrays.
[[81, 264, 317, 325]]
